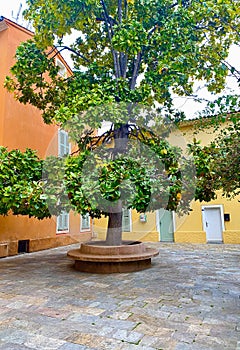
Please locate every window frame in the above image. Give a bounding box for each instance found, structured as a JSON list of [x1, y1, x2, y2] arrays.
[[56, 58, 67, 78], [80, 213, 91, 232], [56, 211, 70, 234], [58, 129, 71, 157]]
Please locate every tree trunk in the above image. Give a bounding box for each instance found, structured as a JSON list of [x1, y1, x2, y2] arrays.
[[105, 123, 129, 246], [106, 200, 123, 245], [106, 210, 123, 246]]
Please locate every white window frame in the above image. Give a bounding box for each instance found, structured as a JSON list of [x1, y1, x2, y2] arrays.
[[58, 129, 71, 157], [80, 213, 91, 231], [56, 58, 67, 78], [56, 211, 70, 233]]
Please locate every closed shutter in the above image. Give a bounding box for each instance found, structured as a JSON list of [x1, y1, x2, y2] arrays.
[[57, 130, 70, 233], [81, 214, 90, 231], [58, 130, 70, 157], [57, 211, 69, 232], [122, 208, 131, 232]]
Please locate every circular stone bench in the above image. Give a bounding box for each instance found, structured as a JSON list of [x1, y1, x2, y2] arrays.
[[67, 240, 159, 273]]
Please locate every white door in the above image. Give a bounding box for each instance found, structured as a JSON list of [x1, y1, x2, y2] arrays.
[[202, 206, 223, 242]]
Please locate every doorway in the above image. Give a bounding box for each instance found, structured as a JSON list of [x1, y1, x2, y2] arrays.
[[157, 209, 174, 242], [202, 206, 224, 242]]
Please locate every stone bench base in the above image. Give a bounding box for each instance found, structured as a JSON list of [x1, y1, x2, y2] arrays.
[[67, 240, 159, 273]]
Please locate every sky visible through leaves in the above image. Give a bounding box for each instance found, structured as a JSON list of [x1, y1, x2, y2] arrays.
[[1, 0, 240, 119]]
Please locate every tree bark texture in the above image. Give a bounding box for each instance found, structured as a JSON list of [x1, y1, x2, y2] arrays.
[[105, 123, 129, 246], [106, 211, 123, 245]]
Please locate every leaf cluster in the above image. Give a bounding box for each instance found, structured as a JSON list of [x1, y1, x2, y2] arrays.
[[189, 119, 240, 200], [5, 0, 240, 124], [61, 137, 195, 217], [0, 147, 50, 218]]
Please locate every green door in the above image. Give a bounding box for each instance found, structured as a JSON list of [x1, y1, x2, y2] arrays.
[[159, 209, 174, 242]]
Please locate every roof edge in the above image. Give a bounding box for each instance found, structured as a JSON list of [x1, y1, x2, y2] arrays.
[[179, 111, 240, 127], [1, 16, 72, 74], [2, 16, 34, 36]]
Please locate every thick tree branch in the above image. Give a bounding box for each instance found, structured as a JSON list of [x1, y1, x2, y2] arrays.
[[124, 0, 128, 20], [118, 0, 122, 24], [147, 25, 158, 39], [217, 55, 240, 82], [130, 52, 142, 90], [100, 0, 121, 78], [79, 124, 115, 150], [96, 16, 117, 25], [120, 52, 128, 78], [49, 46, 91, 63], [117, 1, 127, 78], [118, 0, 128, 78], [100, 0, 115, 36]]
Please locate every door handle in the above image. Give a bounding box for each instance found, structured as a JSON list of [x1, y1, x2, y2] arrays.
[[206, 221, 208, 227]]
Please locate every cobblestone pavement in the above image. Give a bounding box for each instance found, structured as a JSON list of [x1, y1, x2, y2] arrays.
[[0, 243, 239, 350]]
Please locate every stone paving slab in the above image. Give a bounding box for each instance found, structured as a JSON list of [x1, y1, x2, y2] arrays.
[[0, 243, 239, 349]]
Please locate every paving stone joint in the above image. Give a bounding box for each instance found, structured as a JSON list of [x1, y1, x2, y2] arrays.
[[0, 243, 239, 350]]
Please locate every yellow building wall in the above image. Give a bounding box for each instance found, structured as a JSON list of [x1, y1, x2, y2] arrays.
[[221, 196, 240, 244], [94, 211, 159, 242], [174, 193, 240, 244], [94, 195, 240, 245], [174, 201, 206, 243], [174, 122, 240, 244], [94, 120, 239, 244]]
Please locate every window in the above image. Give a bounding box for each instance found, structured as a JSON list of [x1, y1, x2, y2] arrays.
[[80, 213, 90, 231], [57, 130, 70, 233], [122, 208, 131, 232], [58, 129, 70, 157], [56, 58, 67, 78], [57, 211, 69, 233]]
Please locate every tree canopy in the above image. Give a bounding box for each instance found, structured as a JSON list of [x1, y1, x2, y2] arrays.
[[6, 0, 240, 123], [189, 114, 240, 201], [4, 0, 240, 243]]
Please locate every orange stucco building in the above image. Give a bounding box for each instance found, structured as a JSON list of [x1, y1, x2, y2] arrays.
[[0, 17, 91, 257]]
